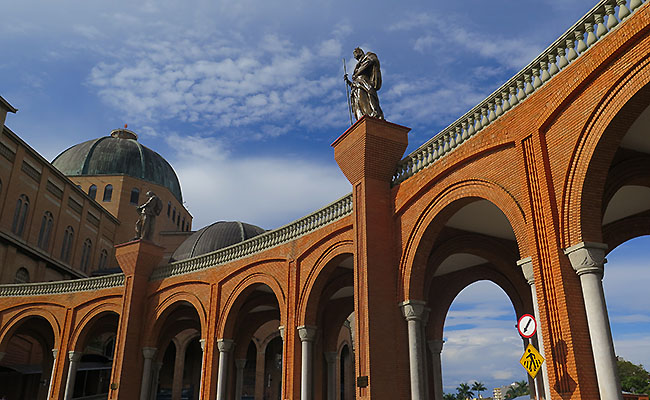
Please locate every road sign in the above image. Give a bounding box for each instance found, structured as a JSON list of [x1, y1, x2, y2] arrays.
[[517, 314, 536, 338], [520, 343, 544, 378]]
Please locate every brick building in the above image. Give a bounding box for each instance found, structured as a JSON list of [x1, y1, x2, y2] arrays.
[[1, 0, 650, 399]]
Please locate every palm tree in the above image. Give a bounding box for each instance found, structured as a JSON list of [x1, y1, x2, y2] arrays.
[[456, 382, 474, 400], [471, 381, 487, 398], [443, 393, 458, 400]]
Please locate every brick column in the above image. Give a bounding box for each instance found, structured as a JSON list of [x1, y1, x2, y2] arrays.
[[332, 116, 411, 400], [565, 242, 622, 400], [110, 240, 164, 399]]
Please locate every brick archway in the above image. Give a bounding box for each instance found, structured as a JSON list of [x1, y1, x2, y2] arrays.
[[0, 307, 62, 352], [400, 180, 527, 301], [69, 302, 121, 352], [145, 291, 209, 347], [562, 56, 650, 245]]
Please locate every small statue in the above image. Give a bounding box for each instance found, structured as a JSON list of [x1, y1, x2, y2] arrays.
[[134, 191, 163, 241], [344, 47, 384, 120]]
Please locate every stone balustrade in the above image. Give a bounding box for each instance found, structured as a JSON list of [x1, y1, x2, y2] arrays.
[[0, 273, 124, 297], [392, 0, 645, 185], [150, 193, 353, 280]]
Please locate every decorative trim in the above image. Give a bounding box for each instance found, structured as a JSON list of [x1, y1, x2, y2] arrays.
[[392, 0, 641, 185], [150, 193, 353, 280], [0, 273, 124, 297]]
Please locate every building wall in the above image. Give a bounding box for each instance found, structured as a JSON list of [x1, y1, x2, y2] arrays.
[[69, 174, 192, 247], [0, 126, 120, 282]]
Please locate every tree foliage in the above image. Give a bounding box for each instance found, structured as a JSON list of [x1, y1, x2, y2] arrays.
[[618, 358, 650, 394], [505, 380, 529, 399]]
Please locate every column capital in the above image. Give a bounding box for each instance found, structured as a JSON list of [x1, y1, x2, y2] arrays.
[[142, 347, 157, 360], [517, 257, 534, 285], [278, 325, 285, 340], [217, 339, 234, 352], [324, 351, 338, 363], [68, 351, 82, 362], [234, 358, 247, 369], [297, 325, 317, 342], [565, 242, 607, 276], [400, 300, 429, 322], [427, 339, 444, 354], [51, 348, 58, 359], [199, 338, 206, 352]]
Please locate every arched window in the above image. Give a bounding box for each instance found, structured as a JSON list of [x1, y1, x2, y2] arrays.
[[172, 207, 176, 222], [11, 194, 29, 237], [167, 201, 171, 217], [177, 214, 180, 228], [80, 238, 92, 272], [88, 184, 97, 200], [37, 211, 54, 250], [98, 249, 108, 270], [104, 336, 116, 359], [14, 267, 30, 284], [182, 217, 186, 231], [60, 226, 74, 263], [103, 184, 113, 202], [130, 188, 140, 204]]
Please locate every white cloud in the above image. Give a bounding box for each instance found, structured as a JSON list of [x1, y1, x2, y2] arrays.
[[164, 133, 351, 229]]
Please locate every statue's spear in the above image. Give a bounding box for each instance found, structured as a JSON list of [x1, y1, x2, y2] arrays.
[[343, 58, 353, 125]]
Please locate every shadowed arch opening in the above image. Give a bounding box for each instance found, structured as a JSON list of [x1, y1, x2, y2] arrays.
[[0, 316, 56, 400]]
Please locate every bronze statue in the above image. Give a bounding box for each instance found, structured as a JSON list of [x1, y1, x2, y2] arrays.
[[135, 191, 163, 241], [344, 47, 384, 120]]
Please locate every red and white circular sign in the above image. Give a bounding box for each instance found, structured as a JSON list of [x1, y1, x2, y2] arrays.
[[517, 314, 537, 338]]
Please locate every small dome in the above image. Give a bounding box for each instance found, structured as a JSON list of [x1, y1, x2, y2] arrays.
[[52, 128, 183, 202], [170, 221, 266, 262]]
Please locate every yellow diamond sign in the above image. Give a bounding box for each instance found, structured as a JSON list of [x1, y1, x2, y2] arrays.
[[520, 343, 544, 378]]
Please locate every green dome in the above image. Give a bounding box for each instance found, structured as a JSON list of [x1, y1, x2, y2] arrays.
[[52, 129, 182, 202]]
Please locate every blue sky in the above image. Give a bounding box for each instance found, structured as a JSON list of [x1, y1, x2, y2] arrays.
[[2, 0, 647, 394]]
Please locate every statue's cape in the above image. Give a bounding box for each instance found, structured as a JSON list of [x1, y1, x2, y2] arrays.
[[364, 52, 382, 91]]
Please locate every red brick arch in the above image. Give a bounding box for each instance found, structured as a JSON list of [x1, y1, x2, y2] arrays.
[[426, 264, 530, 341], [0, 306, 63, 352], [145, 290, 209, 346], [562, 51, 650, 246], [297, 240, 354, 326], [218, 272, 286, 339], [400, 178, 528, 301], [69, 301, 121, 351]]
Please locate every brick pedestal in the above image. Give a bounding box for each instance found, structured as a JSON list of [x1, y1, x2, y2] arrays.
[[109, 240, 164, 399], [332, 117, 411, 399]]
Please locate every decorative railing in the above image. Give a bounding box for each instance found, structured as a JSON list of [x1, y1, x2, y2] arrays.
[[150, 193, 354, 280], [392, 0, 645, 185], [0, 273, 124, 297]]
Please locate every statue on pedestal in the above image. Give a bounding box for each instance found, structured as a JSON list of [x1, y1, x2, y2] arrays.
[[135, 191, 162, 241], [344, 47, 384, 120]]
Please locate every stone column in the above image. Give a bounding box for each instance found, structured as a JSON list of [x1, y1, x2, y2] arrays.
[[427, 340, 443, 400], [0, 352, 4, 362], [64, 351, 82, 400], [199, 339, 206, 397], [518, 257, 549, 400], [216, 339, 233, 400], [297, 326, 317, 400], [401, 300, 429, 400], [140, 347, 157, 400], [235, 358, 246, 400], [47, 348, 58, 399], [565, 242, 623, 400], [278, 326, 285, 399], [150, 361, 163, 400], [324, 352, 338, 400]]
